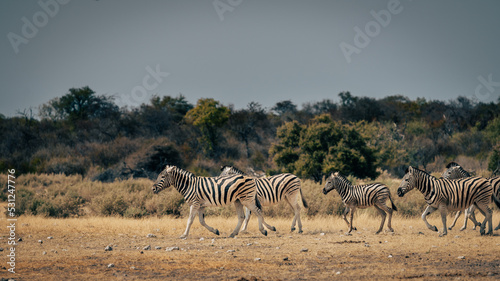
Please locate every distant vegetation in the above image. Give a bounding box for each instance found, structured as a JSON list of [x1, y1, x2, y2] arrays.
[[1, 86, 499, 181], [2, 86, 499, 218]]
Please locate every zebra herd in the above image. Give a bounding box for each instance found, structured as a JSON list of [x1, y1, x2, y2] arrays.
[[151, 163, 500, 238]]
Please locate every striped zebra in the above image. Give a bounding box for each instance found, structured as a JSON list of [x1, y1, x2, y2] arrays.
[[397, 166, 494, 236], [220, 165, 307, 233], [442, 162, 480, 231], [152, 165, 275, 238], [442, 162, 500, 231], [322, 172, 397, 234]]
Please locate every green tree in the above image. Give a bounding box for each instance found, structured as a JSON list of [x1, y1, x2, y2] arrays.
[[185, 98, 230, 157], [270, 114, 379, 181]]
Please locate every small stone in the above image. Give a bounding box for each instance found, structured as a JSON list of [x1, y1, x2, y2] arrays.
[[147, 233, 156, 238], [130, 266, 137, 270], [105, 245, 113, 251], [47, 236, 53, 239], [143, 245, 151, 250], [247, 243, 253, 246], [320, 232, 325, 236], [17, 237, 22, 242], [276, 247, 280, 250], [418, 232, 424, 235], [227, 249, 235, 253], [336, 271, 341, 275], [254, 258, 261, 261], [388, 255, 393, 258], [211, 239, 215, 244], [301, 248, 308, 252], [457, 256, 465, 260], [283, 257, 289, 261], [454, 235, 460, 238], [0, 248, 3, 252], [107, 263, 115, 268], [42, 251, 47, 255], [364, 243, 370, 247], [155, 246, 162, 250], [38, 240, 43, 244], [140, 251, 144, 254], [166, 246, 179, 251], [199, 237, 205, 241]]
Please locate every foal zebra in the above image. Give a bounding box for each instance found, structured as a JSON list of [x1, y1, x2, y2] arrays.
[[220, 165, 307, 233], [322, 172, 397, 234], [442, 162, 500, 231], [152, 165, 275, 238], [397, 166, 494, 236]]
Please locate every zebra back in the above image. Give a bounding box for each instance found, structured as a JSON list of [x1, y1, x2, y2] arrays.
[[220, 165, 245, 177]]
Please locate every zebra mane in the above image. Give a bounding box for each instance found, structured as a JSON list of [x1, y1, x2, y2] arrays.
[[445, 162, 460, 169], [409, 166, 436, 179], [165, 165, 195, 179], [332, 172, 352, 186]]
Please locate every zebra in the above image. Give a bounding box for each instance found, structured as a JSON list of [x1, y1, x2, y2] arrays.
[[322, 172, 397, 234], [442, 162, 480, 231], [397, 166, 494, 236], [152, 165, 276, 239], [220, 165, 307, 233], [442, 162, 500, 231]]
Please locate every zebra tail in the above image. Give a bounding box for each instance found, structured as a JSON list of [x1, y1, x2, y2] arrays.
[[390, 196, 398, 212], [300, 189, 308, 208], [493, 194, 500, 210]]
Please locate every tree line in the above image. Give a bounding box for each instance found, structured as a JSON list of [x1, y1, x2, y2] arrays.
[[1, 86, 499, 181]]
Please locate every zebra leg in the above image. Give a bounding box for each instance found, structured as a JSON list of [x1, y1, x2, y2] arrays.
[[229, 200, 246, 238], [198, 207, 220, 236], [244, 201, 271, 236], [474, 204, 493, 235], [374, 205, 386, 234], [466, 206, 481, 230], [448, 211, 461, 230], [438, 204, 448, 237], [421, 205, 439, 232], [180, 205, 198, 239], [286, 194, 303, 233], [342, 207, 356, 231], [240, 207, 251, 233], [347, 206, 356, 234], [495, 220, 500, 231], [380, 202, 395, 232], [460, 209, 469, 231]]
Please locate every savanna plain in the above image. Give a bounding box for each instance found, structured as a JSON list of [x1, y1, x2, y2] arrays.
[[2, 175, 500, 280]]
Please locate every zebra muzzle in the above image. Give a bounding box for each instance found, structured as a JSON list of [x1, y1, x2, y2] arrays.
[[397, 187, 405, 197]]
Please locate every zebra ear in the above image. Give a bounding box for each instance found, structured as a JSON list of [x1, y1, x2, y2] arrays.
[[333, 171, 339, 177], [405, 167, 409, 174], [166, 166, 175, 173]]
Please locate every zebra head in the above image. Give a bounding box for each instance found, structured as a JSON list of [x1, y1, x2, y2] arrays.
[[152, 165, 175, 194], [220, 165, 244, 177], [397, 167, 416, 197], [323, 172, 340, 195], [441, 162, 470, 180]]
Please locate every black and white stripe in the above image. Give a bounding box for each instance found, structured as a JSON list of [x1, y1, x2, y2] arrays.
[[398, 166, 494, 236], [442, 162, 500, 231], [322, 172, 397, 234], [220, 165, 307, 233], [152, 165, 275, 238], [442, 162, 480, 231]]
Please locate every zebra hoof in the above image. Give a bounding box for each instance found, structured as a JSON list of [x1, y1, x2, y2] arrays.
[[459, 227, 466, 231], [298, 230, 303, 234], [261, 230, 268, 236], [229, 233, 236, 238], [448, 227, 453, 230], [388, 228, 394, 233], [375, 231, 381, 235], [353, 227, 357, 231], [432, 226, 438, 232], [291, 227, 296, 232], [495, 226, 500, 231], [270, 226, 276, 232], [215, 229, 220, 236]]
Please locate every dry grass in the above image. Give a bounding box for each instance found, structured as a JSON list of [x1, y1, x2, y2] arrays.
[[5, 211, 500, 280]]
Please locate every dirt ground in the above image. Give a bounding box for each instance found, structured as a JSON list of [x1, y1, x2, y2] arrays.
[[2, 215, 499, 280]]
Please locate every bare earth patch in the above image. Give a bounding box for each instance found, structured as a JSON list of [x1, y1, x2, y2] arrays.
[[3, 215, 500, 280]]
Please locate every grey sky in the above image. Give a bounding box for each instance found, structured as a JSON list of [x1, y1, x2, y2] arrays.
[[1, 0, 500, 117]]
